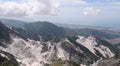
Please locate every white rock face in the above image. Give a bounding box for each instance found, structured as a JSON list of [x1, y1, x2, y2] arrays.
[[56, 42, 70, 60], [0, 36, 69, 66], [76, 36, 114, 58], [76, 36, 97, 54], [0, 35, 115, 66]]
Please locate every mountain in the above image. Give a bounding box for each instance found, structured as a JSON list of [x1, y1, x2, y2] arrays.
[[0, 21, 120, 66], [13, 21, 66, 41], [66, 28, 120, 39], [57, 23, 120, 44], [12, 21, 120, 42], [0, 18, 27, 28], [1, 18, 120, 42], [24, 21, 66, 37], [0, 21, 21, 66]]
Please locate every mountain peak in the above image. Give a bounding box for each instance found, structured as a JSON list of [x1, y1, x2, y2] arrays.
[[22, 21, 66, 41]]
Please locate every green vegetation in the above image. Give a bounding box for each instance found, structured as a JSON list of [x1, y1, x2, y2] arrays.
[[50, 61, 64, 66], [50, 60, 80, 66], [23, 22, 66, 40], [0, 60, 19, 66], [24, 22, 66, 37], [0, 22, 10, 42], [0, 51, 19, 66], [115, 43, 120, 50]]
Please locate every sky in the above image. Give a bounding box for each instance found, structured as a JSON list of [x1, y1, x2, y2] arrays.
[[0, 0, 120, 27]]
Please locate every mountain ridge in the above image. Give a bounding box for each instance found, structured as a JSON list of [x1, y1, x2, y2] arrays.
[[0, 20, 120, 66]]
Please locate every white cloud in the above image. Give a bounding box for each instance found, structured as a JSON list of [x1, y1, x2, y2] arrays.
[[0, 0, 60, 18], [0, 0, 88, 18], [60, 0, 88, 5], [83, 7, 101, 16]]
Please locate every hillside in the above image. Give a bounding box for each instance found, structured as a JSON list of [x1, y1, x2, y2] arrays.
[[0, 18, 27, 28], [97, 54, 120, 66], [0, 21, 120, 66], [13, 21, 66, 41]]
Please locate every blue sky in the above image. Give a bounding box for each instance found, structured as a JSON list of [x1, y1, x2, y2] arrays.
[[0, 0, 120, 27]]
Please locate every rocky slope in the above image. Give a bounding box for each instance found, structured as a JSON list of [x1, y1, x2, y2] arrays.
[[0, 35, 116, 66], [97, 54, 120, 66], [97, 58, 120, 66], [0, 21, 120, 66], [0, 50, 19, 66]]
